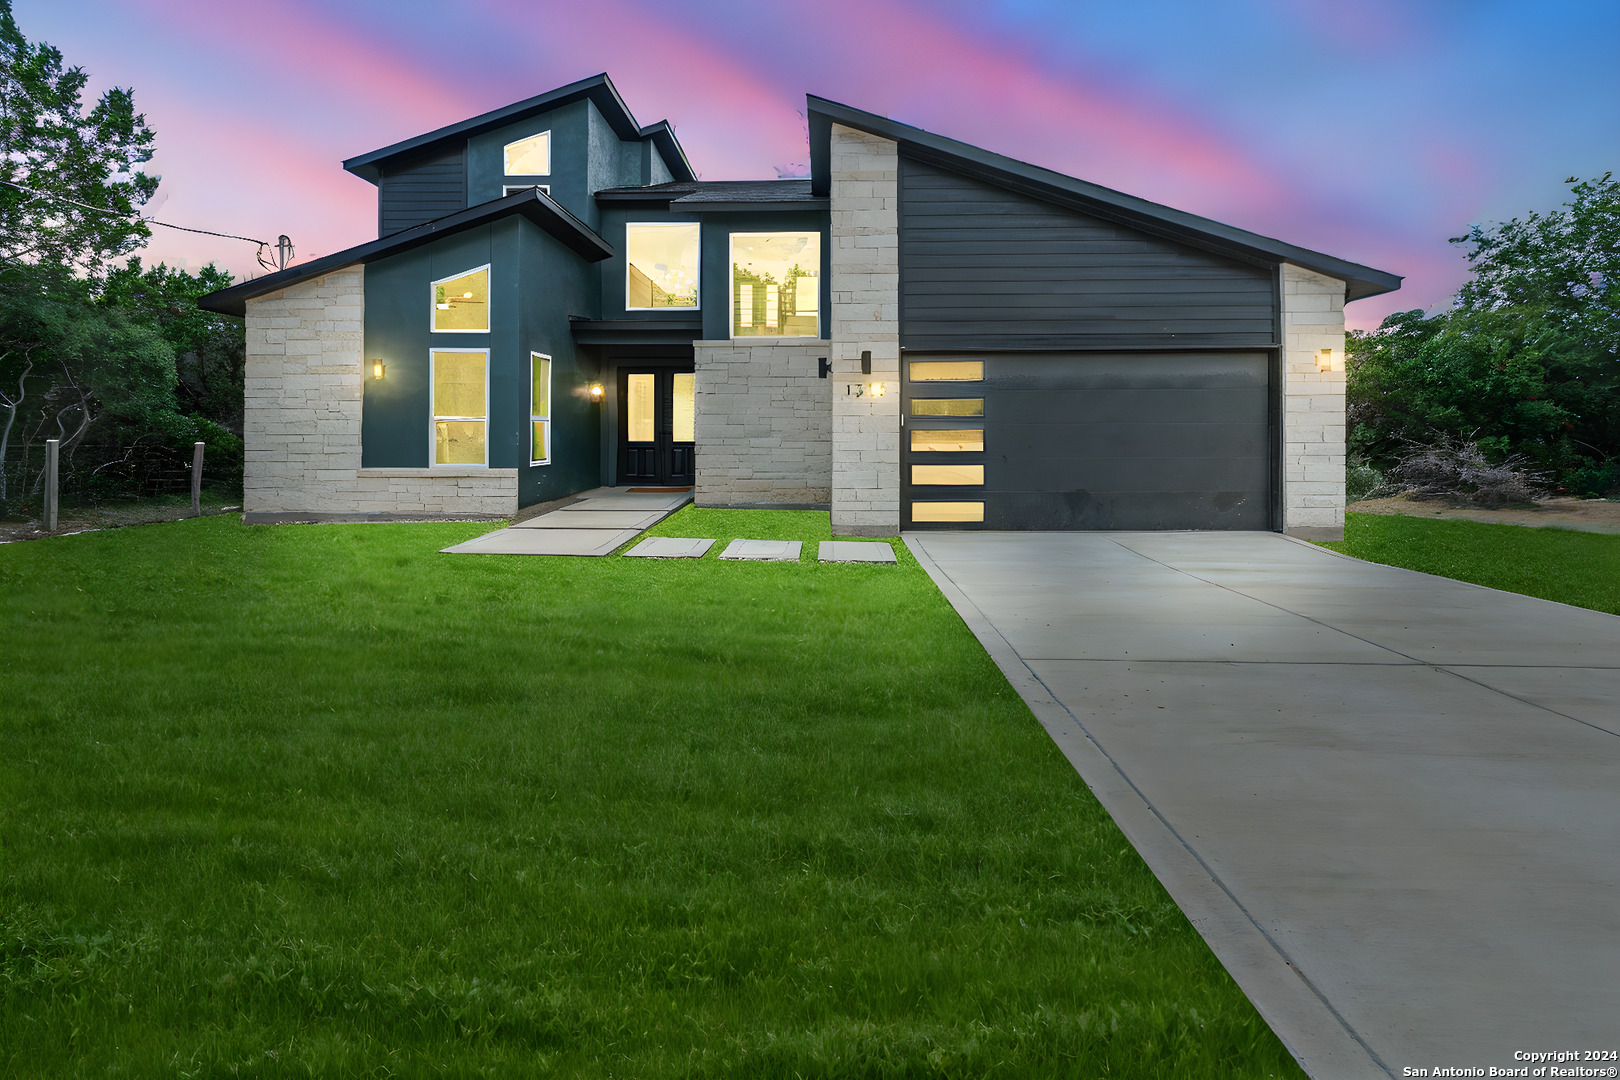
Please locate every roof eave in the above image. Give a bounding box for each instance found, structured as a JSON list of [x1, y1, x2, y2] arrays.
[[342, 73, 696, 185], [197, 189, 612, 317]]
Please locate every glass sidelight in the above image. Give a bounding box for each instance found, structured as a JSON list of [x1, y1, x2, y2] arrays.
[[627, 373, 656, 443]]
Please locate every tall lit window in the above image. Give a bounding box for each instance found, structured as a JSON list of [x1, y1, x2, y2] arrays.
[[530, 352, 552, 465], [504, 131, 551, 176], [431, 265, 490, 333], [731, 233, 820, 337], [431, 350, 488, 465], [626, 223, 699, 309]]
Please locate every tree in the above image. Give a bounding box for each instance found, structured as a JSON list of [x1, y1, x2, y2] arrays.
[[1348, 175, 1620, 497], [101, 259, 245, 435], [0, 0, 158, 272], [1454, 173, 1619, 355], [0, 8, 247, 514]]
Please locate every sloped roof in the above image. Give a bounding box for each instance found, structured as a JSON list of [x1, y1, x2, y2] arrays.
[[197, 188, 611, 317], [342, 73, 694, 184], [806, 96, 1401, 302]]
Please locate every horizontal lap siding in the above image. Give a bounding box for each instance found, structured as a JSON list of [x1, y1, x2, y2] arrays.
[[900, 158, 1276, 349], [378, 149, 467, 237]]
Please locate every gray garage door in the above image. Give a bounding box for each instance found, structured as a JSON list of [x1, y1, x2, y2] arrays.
[[902, 352, 1274, 530]]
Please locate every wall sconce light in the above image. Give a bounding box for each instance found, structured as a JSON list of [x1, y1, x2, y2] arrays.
[[589, 383, 604, 403], [868, 381, 885, 397], [371, 360, 386, 379], [860, 350, 872, 375], [1316, 348, 1334, 373]]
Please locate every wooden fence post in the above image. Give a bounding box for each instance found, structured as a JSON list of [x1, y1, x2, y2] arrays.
[[191, 441, 205, 517], [43, 437, 59, 532]]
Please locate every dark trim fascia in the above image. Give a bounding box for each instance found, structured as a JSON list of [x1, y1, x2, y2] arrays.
[[808, 95, 1401, 303], [570, 317, 702, 346], [899, 340, 1284, 353], [667, 199, 830, 213], [199, 189, 611, 317], [343, 73, 696, 184]]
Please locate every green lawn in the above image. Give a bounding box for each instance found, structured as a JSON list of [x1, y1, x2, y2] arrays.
[[1, 511, 1304, 1078], [1324, 511, 1620, 615]]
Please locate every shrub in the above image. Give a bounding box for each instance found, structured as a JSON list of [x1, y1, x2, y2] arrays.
[[1345, 458, 1388, 503], [1564, 459, 1620, 499]]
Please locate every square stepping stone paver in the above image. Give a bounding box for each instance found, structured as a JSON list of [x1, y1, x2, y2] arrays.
[[623, 537, 715, 559], [718, 539, 802, 562], [818, 541, 897, 564], [513, 509, 665, 530], [441, 528, 640, 557]]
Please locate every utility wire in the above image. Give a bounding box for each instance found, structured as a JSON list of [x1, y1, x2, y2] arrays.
[[0, 177, 270, 246]]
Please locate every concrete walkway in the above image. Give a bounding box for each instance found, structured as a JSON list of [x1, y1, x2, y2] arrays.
[[906, 530, 1620, 1080], [441, 488, 691, 556]]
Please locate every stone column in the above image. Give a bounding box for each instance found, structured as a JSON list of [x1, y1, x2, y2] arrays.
[[829, 124, 901, 537], [1280, 262, 1348, 541]]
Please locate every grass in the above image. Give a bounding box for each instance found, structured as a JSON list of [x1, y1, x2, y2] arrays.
[[1, 511, 1305, 1078], [1323, 511, 1620, 615]]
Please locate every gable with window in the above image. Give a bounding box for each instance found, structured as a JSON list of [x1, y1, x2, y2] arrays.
[[503, 131, 551, 177]]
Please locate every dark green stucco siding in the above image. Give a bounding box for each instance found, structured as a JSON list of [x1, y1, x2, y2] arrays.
[[360, 219, 601, 508], [361, 227, 497, 468], [515, 218, 601, 507]]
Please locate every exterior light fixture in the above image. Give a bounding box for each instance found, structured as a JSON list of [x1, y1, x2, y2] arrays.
[[1316, 348, 1334, 372], [372, 360, 386, 379], [868, 381, 885, 397], [589, 383, 604, 403]]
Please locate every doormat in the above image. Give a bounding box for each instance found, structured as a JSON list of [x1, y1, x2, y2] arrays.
[[627, 487, 693, 493]]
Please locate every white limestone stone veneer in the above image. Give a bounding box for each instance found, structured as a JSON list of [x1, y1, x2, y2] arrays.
[[828, 124, 901, 537], [1280, 263, 1349, 540], [242, 265, 517, 520], [693, 339, 830, 508]]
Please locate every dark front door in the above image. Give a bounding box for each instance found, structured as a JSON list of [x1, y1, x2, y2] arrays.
[[618, 366, 695, 486]]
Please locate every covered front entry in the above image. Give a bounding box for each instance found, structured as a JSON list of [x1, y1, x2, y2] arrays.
[[902, 351, 1275, 530], [617, 364, 695, 486]]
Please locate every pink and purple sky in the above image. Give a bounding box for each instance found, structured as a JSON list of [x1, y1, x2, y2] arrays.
[[22, 0, 1619, 330]]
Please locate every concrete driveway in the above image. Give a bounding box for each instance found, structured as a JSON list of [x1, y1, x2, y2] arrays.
[[906, 531, 1620, 1080]]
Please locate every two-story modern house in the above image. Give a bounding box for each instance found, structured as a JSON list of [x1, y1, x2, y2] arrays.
[[200, 73, 1399, 539]]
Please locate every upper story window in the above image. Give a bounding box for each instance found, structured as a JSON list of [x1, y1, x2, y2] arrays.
[[504, 131, 551, 176], [431, 265, 490, 333], [626, 223, 699, 309], [731, 233, 820, 337]]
